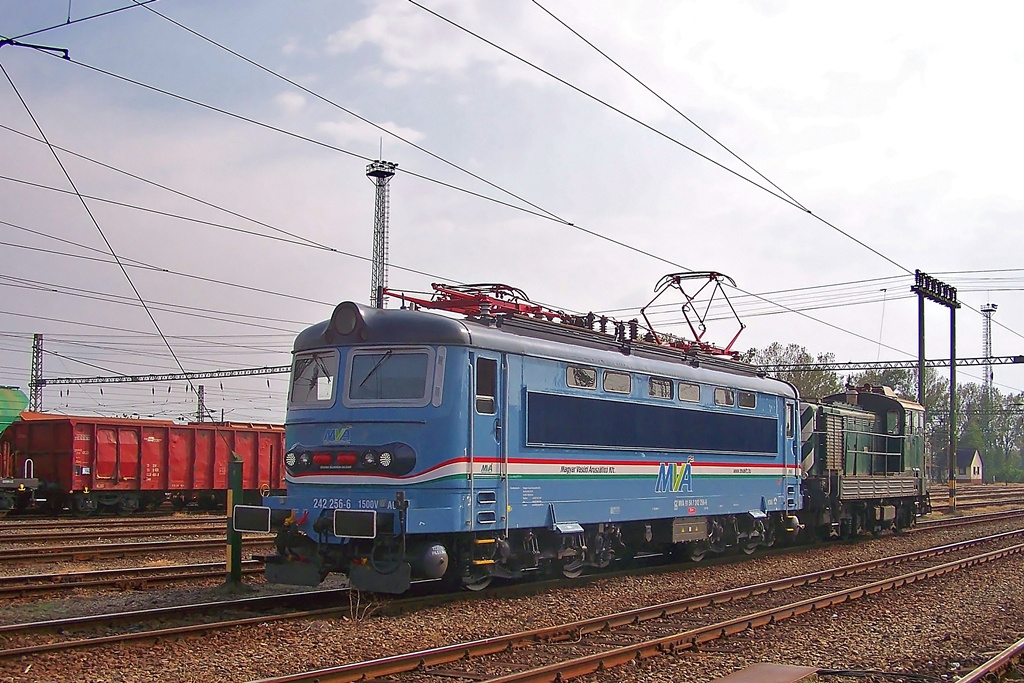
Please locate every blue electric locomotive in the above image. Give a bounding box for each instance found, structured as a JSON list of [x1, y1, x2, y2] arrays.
[[236, 281, 804, 593]]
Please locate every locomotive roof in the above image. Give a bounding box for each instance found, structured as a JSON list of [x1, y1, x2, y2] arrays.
[[296, 302, 796, 399], [820, 385, 923, 414]]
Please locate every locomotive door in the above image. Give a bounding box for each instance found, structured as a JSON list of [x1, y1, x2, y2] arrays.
[[784, 400, 798, 510], [471, 351, 506, 530]]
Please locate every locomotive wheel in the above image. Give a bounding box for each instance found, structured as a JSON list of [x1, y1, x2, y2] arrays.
[[561, 559, 585, 579], [461, 571, 493, 591], [687, 542, 708, 563]]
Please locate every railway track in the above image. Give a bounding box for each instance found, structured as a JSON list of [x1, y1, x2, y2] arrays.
[[0, 561, 265, 597], [930, 491, 1024, 510], [0, 536, 272, 564], [957, 635, 1024, 682], [916, 507, 1024, 530], [248, 531, 1024, 683], [0, 514, 223, 531], [0, 522, 228, 544], [1, 525, 1022, 667], [2, 509, 1019, 599]]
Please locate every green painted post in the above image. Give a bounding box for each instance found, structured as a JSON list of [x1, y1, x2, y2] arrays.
[[226, 454, 243, 585]]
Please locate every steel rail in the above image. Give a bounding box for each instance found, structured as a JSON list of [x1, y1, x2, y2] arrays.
[[916, 508, 1024, 530], [930, 495, 1024, 511], [957, 634, 1024, 683], [0, 561, 263, 596], [0, 537, 272, 563], [248, 534, 1024, 683], [0, 515, 223, 530], [0, 588, 356, 659], [1, 523, 226, 543]]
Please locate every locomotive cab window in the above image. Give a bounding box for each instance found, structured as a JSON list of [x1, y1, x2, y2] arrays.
[[649, 377, 673, 400], [738, 391, 756, 409], [567, 365, 597, 390], [603, 371, 631, 394], [678, 382, 700, 403], [344, 348, 433, 407], [289, 350, 339, 406], [714, 387, 735, 407], [886, 410, 900, 435], [786, 403, 794, 438], [476, 357, 497, 414]]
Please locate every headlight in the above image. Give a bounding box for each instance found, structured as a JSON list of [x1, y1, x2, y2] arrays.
[[378, 451, 393, 468], [362, 451, 377, 467], [332, 302, 360, 336], [285, 451, 297, 467], [299, 452, 312, 466]]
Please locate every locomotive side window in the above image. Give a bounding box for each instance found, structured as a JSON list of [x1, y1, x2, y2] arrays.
[[567, 366, 597, 390], [678, 382, 700, 403], [714, 387, 735, 407], [289, 350, 339, 406], [737, 391, 756, 409], [347, 349, 431, 403], [649, 377, 673, 400], [603, 371, 631, 394], [476, 358, 497, 414]]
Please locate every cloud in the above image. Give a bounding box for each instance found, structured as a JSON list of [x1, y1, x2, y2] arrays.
[[316, 119, 425, 146], [274, 92, 307, 114], [324, 0, 547, 87]]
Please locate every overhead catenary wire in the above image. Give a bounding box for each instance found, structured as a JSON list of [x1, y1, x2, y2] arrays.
[[4, 7, 1019, 405], [18, 50, 922, 361], [3, 0, 158, 43], [410, 0, 912, 278], [3, 28, 947, 357], [0, 60, 201, 398]]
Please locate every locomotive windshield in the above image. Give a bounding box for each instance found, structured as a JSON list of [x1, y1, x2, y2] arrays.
[[347, 349, 431, 403], [289, 350, 339, 406]]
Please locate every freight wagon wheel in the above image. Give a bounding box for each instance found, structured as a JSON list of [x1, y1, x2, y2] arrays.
[[72, 504, 95, 518], [740, 539, 759, 555], [72, 495, 96, 518]]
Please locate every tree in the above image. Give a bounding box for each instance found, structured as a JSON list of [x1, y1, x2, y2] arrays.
[[742, 343, 843, 400]]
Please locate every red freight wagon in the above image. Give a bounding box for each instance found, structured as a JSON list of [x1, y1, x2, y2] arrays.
[[0, 413, 285, 515]]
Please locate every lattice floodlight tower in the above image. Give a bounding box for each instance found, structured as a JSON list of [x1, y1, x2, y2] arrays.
[[366, 160, 398, 309], [982, 303, 997, 403], [28, 333, 43, 411]]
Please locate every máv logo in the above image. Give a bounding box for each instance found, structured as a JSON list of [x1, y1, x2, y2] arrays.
[[655, 459, 694, 493], [323, 426, 352, 444]]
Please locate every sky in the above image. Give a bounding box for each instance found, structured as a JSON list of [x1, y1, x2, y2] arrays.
[[2, 0, 1023, 423]]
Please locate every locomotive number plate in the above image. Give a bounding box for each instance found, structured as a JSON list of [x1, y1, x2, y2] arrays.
[[312, 498, 352, 509]]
